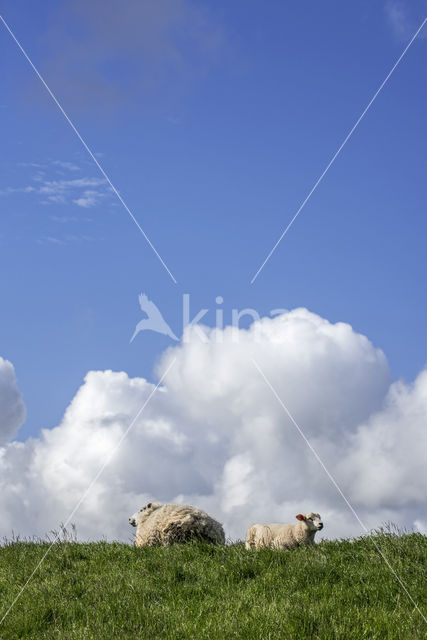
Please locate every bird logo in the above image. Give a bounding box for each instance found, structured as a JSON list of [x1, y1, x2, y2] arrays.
[[130, 293, 179, 343]]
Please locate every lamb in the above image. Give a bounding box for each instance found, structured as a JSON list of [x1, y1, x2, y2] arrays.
[[245, 512, 323, 550], [129, 501, 225, 547]]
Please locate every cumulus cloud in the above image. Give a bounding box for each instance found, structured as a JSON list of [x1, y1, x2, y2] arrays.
[[0, 357, 26, 446], [0, 309, 426, 543], [339, 370, 427, 509]]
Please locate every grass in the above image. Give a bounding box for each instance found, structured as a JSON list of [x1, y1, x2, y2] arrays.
[[0, 528, 425, 639]]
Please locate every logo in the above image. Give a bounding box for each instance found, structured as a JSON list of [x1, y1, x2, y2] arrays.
[[131, 293, 288, 344], [130, 294, 179, 343]]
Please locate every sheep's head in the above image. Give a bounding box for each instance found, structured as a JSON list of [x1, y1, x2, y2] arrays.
[[129, 501, 163, 527], [296, 512, 323, 532]]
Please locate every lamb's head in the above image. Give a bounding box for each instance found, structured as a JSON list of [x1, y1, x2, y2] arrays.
[[129, 501, 163, 527], [296, 512, 323, 532]]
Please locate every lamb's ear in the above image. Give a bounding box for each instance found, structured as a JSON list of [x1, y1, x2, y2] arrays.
[[147, 502, 152, 508], [296, 514, 306, 521]]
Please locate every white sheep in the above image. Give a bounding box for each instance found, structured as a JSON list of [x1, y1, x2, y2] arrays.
[[245, 512, 323, 550], [129, 501, 225, 547]]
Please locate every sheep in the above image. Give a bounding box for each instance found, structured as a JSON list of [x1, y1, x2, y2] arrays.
[[129, 501, 225, 547], [245, 512, 323, 550]]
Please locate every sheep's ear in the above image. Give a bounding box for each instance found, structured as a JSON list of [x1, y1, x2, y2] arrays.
[[147, 502, 152, 508], [296, 514, 306, 521]]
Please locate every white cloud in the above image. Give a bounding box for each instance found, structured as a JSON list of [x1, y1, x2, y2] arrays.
[[0, 186, 36, 195], [386, 1, 410, 39], [385, 1, 427, 40], [42, 194, 67, 205], [73, 190, 101, 208], [51, 215, 92, 223], [41, 178, 106, 190], [45, 179, 108, 207], [42, 236, 66, 245], [51, 161, 80, 171], [0, 358, 26, 446], [0, 309, 426, 543], [1, 174, 110, 208], [339, 370, 427, 509], [18, 160, 81, 172], [38, 234, 95, 246]]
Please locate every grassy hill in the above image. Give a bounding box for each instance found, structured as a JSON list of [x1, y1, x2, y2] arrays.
[[0, 530, 425, 639]]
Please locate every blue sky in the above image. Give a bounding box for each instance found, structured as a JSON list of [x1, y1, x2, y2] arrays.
[[1, 0, 426, 443]]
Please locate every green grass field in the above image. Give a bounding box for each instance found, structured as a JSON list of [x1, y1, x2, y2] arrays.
[[0, 530, 425, 639]]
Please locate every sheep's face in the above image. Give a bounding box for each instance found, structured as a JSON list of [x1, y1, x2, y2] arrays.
[[296, 512, 323, 531], [129, 501, 163, 527]]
